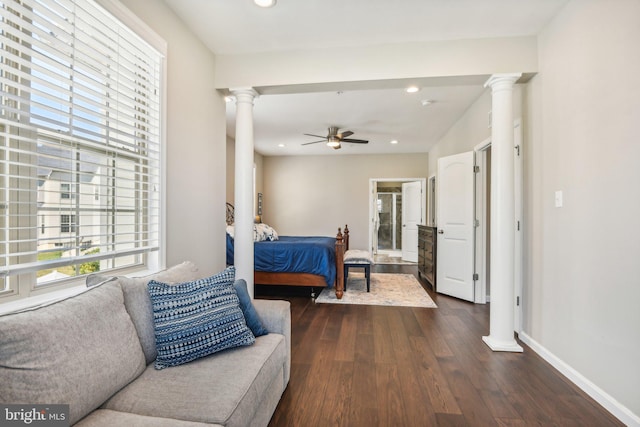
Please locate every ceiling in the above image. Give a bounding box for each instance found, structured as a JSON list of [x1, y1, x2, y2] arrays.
[[165, 0, 569, 156]]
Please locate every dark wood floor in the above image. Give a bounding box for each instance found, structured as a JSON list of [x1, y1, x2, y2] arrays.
[[261, 264, 624, 427]]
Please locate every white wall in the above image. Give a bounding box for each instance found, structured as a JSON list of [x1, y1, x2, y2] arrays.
[[226, 136, 264, 208], [427, 0, 640, 422], [427, 90, 491, 174], [524, 0, 640, 420], [120, 0, 227, 276], [226, 136, 235, 204], [262, 153, 428, 249], [427, 87, 523, 174]]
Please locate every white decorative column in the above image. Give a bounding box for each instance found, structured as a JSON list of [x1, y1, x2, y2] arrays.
[[231, 88, 258, 298], [482, 74, 523, 352]]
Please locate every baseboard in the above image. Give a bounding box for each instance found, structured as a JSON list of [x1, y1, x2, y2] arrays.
[[519, 331, 639, 427]]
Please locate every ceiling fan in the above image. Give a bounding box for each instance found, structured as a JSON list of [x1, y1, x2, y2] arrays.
[[302, 126, 369, 150]]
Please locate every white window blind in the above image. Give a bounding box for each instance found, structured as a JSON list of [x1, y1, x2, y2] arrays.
[[0, 0, 162, 296]]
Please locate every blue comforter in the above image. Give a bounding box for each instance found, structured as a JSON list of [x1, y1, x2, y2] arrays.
[[226, 234, 336, 287]]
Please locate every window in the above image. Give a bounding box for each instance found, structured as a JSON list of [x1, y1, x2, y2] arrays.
[[60, 215, 76, 233], [1, 0, 165, 298], [60, 183, 72, 199]]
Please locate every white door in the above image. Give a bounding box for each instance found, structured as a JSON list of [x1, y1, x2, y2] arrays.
[[401, 181, 422, 262], [371, 184, 379, 254], [437, 151, 475, 301]]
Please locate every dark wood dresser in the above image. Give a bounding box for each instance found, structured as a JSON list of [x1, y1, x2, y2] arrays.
[[417, 225, 437, 290]]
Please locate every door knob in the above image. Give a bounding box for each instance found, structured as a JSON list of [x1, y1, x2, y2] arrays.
[[438, 229, 444, 234]]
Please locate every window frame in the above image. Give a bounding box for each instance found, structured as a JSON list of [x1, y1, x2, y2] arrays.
[[59, 214, 76, 234], [0, 0, 167, 304], [60, 183, 72, 200]]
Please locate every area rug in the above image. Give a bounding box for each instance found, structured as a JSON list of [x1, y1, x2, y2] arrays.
[[315, 272, 437, 308]]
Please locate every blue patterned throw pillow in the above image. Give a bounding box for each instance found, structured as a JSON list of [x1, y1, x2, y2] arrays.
[[148, 266, 256, 369]]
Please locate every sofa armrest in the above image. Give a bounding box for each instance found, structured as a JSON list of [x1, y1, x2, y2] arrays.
[[253, 299, 289, 335], [253, 299, 291, 386]]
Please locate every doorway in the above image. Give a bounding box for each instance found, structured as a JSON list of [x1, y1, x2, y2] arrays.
[[474, 139, 491, 304], [436, 119, 522, 311], [376, 191, 402, 253], [369, 178, 426, 264]]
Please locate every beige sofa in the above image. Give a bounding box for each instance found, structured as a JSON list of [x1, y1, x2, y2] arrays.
[[0, 262, 291, 426]]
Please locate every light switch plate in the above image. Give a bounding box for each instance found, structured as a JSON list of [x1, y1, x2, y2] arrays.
[[555, 190, 563, 208]]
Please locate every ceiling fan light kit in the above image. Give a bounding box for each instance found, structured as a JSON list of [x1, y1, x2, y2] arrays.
[[327, 136, 341, 149]]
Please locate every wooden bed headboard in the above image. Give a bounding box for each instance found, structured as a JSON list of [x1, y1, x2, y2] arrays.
[[226, 202, 234, 225]]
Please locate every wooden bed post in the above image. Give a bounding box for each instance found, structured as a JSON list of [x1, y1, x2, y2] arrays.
[[344, 224, 350, 251], [335, 227, 345, 299]]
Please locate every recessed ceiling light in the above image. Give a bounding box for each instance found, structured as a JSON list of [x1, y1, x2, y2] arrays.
[[421, 99, 434, 106], [254, 0, 276, 7], [278, 143, 285, 148], [390, 140, 399, 145], [405, 86, 420, 93]]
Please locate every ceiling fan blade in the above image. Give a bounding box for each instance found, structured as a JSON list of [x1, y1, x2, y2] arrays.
[[303, 133, 327, 139], [341, 138, 369, 144], [338, 130, 354, 138], [302, 140, 326, 145]]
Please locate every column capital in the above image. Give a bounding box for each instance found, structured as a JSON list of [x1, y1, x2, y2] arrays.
[[484, 73, 522, 90], [230, 87, 259, 103]]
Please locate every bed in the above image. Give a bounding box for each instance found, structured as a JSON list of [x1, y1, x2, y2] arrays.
[[225, 203, 349, 299]]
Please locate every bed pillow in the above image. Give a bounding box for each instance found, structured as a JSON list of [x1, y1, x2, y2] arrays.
[[226, 224, 235, 239], [261, 223, 279, 241], [253, 223, 268, 242], [254, 223, 279, 241], [148, 266, 255, 369], [233, 279, 269, 337], [226, 223, 263, 241], [227, 223, 278, 242]]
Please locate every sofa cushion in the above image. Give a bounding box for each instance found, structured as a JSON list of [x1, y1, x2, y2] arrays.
[[86, 261, 201, 364], [75, 409, 219, 427], [234, 279, 269, 337], [148, 266, 256, 370], [0, 282, 146, 425], [103, 333, 286, 427]]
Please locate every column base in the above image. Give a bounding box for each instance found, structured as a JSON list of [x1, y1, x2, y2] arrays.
[[482, 335, 524, 353]]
